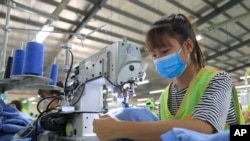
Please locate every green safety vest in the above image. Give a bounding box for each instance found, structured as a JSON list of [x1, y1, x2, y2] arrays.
[[159, 67, 245, 129]]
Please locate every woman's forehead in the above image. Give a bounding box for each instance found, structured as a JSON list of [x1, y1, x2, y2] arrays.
[[151, 37, 177, 50]]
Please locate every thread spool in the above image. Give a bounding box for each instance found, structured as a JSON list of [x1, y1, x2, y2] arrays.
[[49, 64, 58, 85], [22, 41, 44, 75], [4, 56, 13, 78], [11, 49, 25, 76]]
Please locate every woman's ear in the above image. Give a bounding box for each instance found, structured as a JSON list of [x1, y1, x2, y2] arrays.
[[184, 38, 194, 53]]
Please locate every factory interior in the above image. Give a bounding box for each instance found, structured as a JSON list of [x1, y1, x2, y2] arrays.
[[0, 0, 250, 140]]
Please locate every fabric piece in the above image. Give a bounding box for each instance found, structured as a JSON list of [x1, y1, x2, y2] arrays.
[[0, 99, 33, 141], [109, 107, 159, 121], [108, 107, 159, 141], [161, 128, 229, 141]]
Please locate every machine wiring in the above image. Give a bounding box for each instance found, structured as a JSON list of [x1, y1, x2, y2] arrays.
[[36, 96, 60, 114], [34, 96, 60, 141], [34, 107, 57, 141], [70, 82, 85, 106], [63, 48, 74, 98]]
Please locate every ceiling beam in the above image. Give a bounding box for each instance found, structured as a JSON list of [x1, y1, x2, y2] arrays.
[[205, 39, 250, 61], [39, 0, 149, 34], [228, 63, 250, 73], [44, 0, 107, 74], [165, 0, 199, 17], [68, 0, 107, 39], [198, 11, 250, 34], [128, 0, 165, 16], [195, 0, 243, 27]]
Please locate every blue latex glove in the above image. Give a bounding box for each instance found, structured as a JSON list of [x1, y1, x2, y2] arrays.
[[161, 128, 229, 141]]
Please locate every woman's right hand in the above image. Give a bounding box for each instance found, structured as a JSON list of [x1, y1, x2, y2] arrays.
[[93, 113, 121, 141]]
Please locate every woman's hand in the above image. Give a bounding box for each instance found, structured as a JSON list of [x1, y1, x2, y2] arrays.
[[93, 113, 121, 141]]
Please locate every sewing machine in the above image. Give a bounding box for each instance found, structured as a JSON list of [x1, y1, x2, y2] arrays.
[[37, 41, 145, 141]]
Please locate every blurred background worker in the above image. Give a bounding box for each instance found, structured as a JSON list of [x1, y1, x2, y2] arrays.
[[9, 100, 34, 121], [9, 100, 23, 112], [145, 99, 158, 117], [244, 103, 250, 124], [37, 81, 63, 112]]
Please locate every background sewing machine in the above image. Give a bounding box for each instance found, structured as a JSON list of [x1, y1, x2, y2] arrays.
[[38, 40, 145, 141]]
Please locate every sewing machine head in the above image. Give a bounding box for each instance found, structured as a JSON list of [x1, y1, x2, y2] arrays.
[[69, 41, 145, 111]]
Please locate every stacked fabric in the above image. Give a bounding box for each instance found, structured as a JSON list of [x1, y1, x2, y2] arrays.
[[161, 128, 229, 141], [0, 99, 32, 141]]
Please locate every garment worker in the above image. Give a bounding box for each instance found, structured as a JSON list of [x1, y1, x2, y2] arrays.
[[37, 81, 63, 111], [38, 89, 60, 111], [93, 13, 245, 141], [244, 103, 250, 123], [145, 99, 158, 117], [9, 100, 34, 121], [9, 100, 23, 112]]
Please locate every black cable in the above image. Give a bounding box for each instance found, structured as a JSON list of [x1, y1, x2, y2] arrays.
[[36, 96, 59, 114], [34, 107, 56, 141], [64, 49, 74, 98], [71, 83, 85, 106], [45, 98, 59, 112]]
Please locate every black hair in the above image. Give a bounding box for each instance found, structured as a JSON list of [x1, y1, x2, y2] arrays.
[[38, 81, 64, 97], [145, 13, 205, 69], [9, 100, 22, 111]]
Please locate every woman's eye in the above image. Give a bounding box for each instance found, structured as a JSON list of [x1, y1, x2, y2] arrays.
[[162, 50, 168, 54], [151, 54, 156, 58]]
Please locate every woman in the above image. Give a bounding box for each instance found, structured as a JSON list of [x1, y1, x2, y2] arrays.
[[244, 103, 250, 123], [93, 13, 244, 141], [37, 81, 64, 111]]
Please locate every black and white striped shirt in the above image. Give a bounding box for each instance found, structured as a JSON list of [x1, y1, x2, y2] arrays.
[[161, 71, 238, 132]]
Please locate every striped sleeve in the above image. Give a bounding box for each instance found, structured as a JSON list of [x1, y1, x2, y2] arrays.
[[192, 71, 234, 131]]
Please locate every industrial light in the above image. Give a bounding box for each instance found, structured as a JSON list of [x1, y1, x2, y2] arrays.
[[22, 100, 28, 103], [149, 89, 164, 94], [106, 98, 113, 101], [137, 103, 146, 106], [235, 85, 250, 89], [196, 34, 203, 41], [32, 25, 54, 43], [31, 102, 37, 104], [137, 98, 148, 102], [137, 80, 149, 85], [237, 93, 247, 96], [239, 76, 250, 80], [28, 97, 36, 101]]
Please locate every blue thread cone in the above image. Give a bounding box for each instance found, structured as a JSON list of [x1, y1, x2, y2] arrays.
[[11, 49, 25, 76], [22, 41, 44, 75], [49, 64, 58, 85]]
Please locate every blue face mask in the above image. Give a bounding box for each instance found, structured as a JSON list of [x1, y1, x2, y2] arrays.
[[154, 48, 188, 79]]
